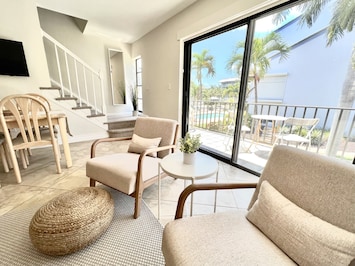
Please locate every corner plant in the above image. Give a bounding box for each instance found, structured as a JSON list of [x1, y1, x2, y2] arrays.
[[118, 82, 126, 104], [131, 86, 138, 111], [179, 132, 202, 153]]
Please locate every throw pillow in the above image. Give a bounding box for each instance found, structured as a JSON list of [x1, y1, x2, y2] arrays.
[[128, 134, 162, 157], [246, 181, 355, 266]]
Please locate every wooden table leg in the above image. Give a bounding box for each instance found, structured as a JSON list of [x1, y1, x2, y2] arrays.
[[58, 117, 72, 168]]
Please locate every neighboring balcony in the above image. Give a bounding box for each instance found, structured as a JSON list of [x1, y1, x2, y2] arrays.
[[190, 100, 355, 173]]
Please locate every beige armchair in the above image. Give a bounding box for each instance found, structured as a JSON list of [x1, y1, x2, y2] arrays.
[[86, 116, 179, 218], [162, 145, 355, 265]]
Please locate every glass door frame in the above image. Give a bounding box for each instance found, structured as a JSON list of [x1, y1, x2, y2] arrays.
[[181, 0, 301, 174]]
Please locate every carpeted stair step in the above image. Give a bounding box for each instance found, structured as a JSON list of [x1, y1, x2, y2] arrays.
[[40, 86, 106, 118], [72, 105, 92, 110], [87, 113, 105, 118], [55, 96, 78, 101], [40, 86, 61, 91], [108, 128, 134, 138]]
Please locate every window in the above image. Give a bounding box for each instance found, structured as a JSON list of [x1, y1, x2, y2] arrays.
[[135, 57, 143, 112], [183, 0, 355, 174]]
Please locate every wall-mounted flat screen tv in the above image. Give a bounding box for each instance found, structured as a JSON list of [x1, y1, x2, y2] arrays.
[[0, 38, 29, 76]]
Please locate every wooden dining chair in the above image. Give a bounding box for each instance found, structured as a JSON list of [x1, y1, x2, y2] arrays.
[[0, 94, 61, 183], [0, 136, 9, 172], [25, 93, 60, 156], [1, 93, 53, 170]]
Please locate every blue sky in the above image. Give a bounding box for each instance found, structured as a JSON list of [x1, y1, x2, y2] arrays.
[[191, 27, 247, 87], [190, 13, 299, 87]]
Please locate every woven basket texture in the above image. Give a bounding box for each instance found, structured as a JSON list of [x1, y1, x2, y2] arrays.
[[29, 187, 114, 256]]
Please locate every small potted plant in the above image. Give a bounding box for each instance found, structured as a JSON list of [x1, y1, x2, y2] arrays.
[[131, 86, 138, 116], [179, 132, 202, 164]]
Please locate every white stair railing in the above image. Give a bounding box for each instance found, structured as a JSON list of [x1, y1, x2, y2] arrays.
[[42, 31, 105, 116]]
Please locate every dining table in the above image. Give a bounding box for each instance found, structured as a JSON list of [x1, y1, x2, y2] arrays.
[[1, 110, 72, 168]]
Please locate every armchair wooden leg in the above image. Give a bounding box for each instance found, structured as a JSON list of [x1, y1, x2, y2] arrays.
[[90, 179, 96, 187], [134, 191, 142, 219]]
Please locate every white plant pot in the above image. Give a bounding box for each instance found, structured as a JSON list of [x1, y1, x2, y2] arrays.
[[183, 152, 196, 165], [132, 110, 138, 116]]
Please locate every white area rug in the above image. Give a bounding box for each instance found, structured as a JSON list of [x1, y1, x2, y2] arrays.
[[0, 187, 165, 265]]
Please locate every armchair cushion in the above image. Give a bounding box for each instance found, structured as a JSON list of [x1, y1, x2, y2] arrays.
[[163, 210, 296, 266], [247, 181, 355, 266], [86, 153, 160, 195], [128, 134, 162, 157]]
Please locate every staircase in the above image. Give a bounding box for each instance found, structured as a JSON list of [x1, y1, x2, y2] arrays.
[[39, 85, 104, 118], [42, 31, 106, 118], [105, 116, 137, 138]]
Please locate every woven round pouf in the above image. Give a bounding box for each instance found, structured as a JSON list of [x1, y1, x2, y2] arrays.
[[29, 187, 114, 256]]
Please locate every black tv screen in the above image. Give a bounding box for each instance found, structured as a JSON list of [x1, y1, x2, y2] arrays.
[[0, 38, 29, 76]]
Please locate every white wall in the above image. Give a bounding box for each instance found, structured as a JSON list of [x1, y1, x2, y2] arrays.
[[132, 0, 288, 123], [0, 0, 50, 97]]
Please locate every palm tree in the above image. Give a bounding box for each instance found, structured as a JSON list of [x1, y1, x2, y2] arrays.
[[226, 32, 290, 114], [299, 0, 355, 46], [191, 50, 215, 100], [222, 83, 240, 101], [275, 0, 355, 156], [189, 81, 199, 100]]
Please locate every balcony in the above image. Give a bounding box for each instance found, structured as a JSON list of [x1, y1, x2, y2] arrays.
[[190, 100, 355, 172]]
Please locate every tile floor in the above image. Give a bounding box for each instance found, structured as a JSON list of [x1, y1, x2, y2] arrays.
[[0, 140, 259, 226]]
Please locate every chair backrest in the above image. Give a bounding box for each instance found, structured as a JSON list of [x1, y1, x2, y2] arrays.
[[0, 94, 56, 150], [133, 117, 179, 158], [282, 117, 319, 137], [26, 93, 52, 110], [248, 145, 355, 233]]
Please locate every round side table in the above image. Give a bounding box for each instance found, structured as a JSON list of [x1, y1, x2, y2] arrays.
[[158, 152, 219, 219]]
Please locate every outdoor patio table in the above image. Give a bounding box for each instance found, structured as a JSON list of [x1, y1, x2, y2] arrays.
[[251, 114, 287, 145]]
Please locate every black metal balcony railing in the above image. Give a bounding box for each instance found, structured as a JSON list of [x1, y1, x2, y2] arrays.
[[190, 100, 355, 162]]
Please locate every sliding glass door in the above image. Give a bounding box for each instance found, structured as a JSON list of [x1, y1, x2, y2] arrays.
[[183, 0, 355, 174], [184, 23, 250, 159]]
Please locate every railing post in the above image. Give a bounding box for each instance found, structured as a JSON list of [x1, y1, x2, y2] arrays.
[[341, 112, 355, 157], [74, 61, 82, 106], [91, 73, 97, 115], [83, 67, 89, 104], [64, 52, 73, 97], [99, 70, 106, 114], [326, 109, 346, 156], [54, 45, 64, 98]]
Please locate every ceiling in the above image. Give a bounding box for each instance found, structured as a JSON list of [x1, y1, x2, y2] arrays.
[[36, 0, 198, 43]]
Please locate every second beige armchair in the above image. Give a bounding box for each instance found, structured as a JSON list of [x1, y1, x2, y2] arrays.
[[86, 116, 179, 218]]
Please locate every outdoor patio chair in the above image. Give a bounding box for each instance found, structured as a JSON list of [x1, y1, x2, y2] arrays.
[[223, 122, 250, 151], [273, 117, 319, 150], [86, 116, 179, 218]]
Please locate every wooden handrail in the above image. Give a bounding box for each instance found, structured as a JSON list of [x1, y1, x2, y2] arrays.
[[175, 182, 258, 219]]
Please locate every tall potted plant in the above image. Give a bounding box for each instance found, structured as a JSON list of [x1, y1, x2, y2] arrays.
[[131, 86, 138, 116]]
